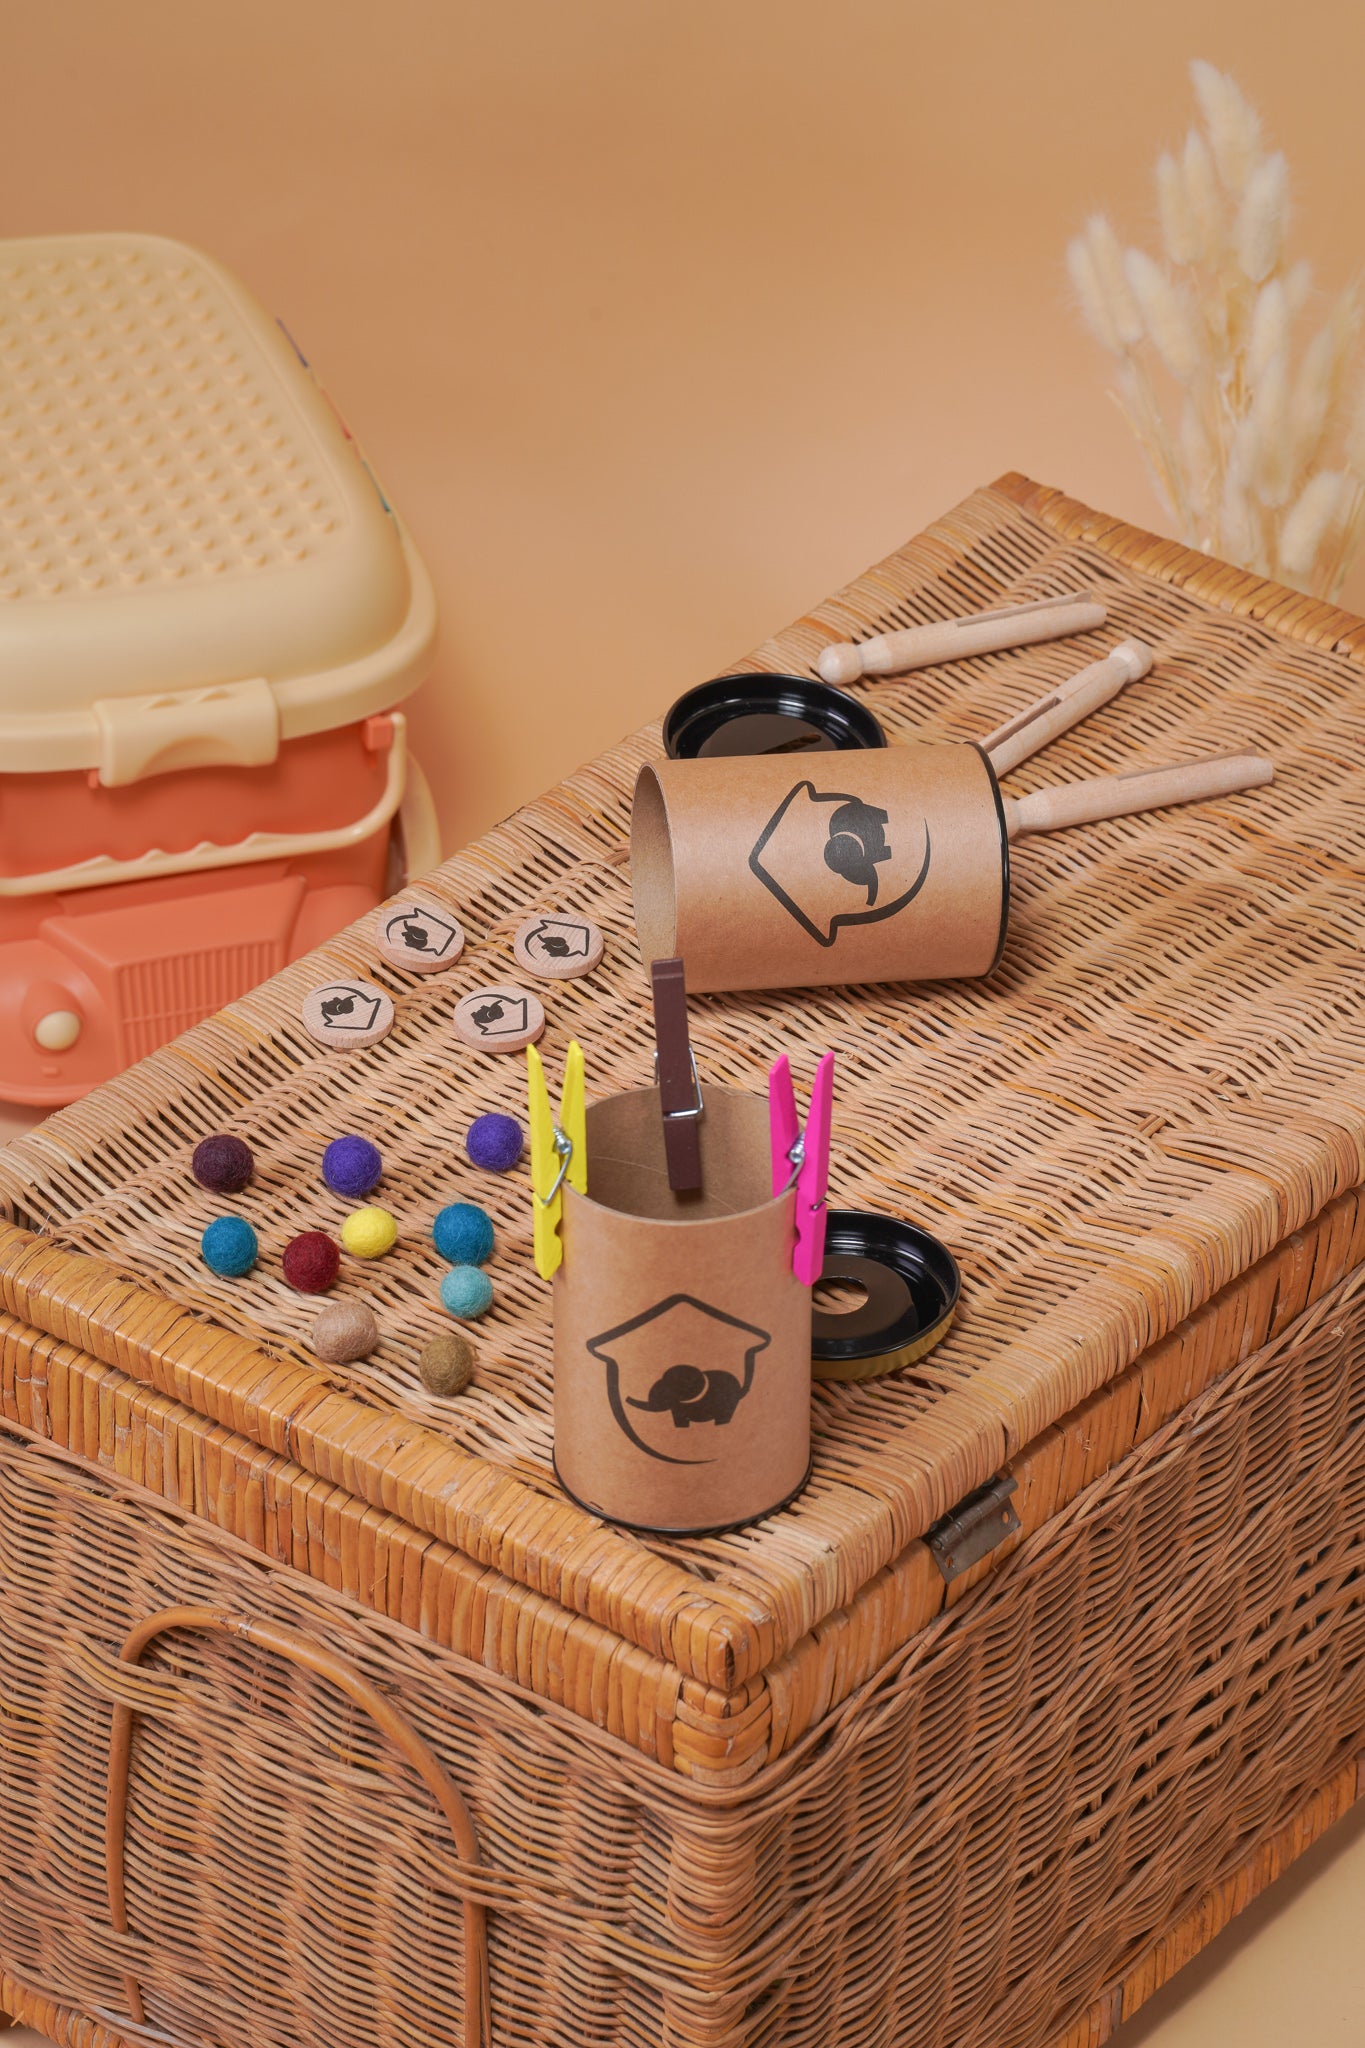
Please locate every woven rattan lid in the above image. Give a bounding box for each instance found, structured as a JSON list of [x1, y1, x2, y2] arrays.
[[0, 233, 434, 776], [3, 474, 1364, 1726]]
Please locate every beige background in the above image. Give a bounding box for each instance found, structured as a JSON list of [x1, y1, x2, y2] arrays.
[[6, 1, 1365, 2037]]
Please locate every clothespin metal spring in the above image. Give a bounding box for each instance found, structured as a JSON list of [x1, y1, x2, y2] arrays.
[[652, 1047, 704, 1122], [540, 1127, 575, 1206]]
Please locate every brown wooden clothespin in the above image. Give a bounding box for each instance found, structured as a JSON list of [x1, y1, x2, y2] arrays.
[[650, 956, 703, 1191]]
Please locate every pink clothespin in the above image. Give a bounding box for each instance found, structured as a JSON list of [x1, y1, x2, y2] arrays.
[[768, 1052, 835, 1285]]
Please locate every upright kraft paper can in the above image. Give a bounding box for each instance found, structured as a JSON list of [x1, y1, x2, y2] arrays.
[[554, 1085, 811, 1533], [631, 741, 1009, 994]]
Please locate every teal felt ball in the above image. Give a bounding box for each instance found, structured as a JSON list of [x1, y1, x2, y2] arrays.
[[440, 1265, 494, 1320], [432, 1202, 495, 1266], [200, 1215, 258, 1277]]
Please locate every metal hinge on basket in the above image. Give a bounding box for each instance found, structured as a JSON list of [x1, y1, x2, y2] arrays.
[[927, 1476, 1020, 1582]]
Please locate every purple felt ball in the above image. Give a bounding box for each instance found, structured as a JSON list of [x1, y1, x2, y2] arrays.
[[465, 1112, 524, 1173], [322, 1134, 383, 1199], [191, 1134, 254, 1194]]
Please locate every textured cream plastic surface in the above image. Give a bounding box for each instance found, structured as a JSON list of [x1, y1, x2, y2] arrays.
[[0, 233, 437, 775]]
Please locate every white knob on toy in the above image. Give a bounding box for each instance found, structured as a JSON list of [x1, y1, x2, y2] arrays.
[[1003, 753, 1275, 838], [817, 593, 1108, 686], [984, 638, 1153, 777], [32, 1009, 82, 1052]]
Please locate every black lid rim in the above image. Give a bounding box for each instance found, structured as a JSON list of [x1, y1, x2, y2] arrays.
[[663, 672, 889, 759], [812, 1207, 961, 1366]]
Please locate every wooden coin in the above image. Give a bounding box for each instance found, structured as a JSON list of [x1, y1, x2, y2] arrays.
[[301, 978, 395, 1050], [512, 912, 605, 981], [374, 896, 466, 974], [452, 984, 546, 1053]]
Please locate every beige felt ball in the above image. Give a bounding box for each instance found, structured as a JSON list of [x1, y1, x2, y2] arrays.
[[419, 1331, 475, 1397], [340, 1205, 398, 1259], [312, 1301, 380, 1364]]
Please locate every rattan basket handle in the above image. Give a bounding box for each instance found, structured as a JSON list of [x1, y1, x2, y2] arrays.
[[104, 1605, 491, 2048]]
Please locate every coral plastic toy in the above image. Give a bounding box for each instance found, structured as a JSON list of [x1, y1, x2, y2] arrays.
[[0, 233, 439, 1106]]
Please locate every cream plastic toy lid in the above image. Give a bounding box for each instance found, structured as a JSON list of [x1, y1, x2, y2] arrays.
[[0, 232, 436, 781]]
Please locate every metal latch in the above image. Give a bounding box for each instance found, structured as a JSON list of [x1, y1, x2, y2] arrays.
[[927, 1476, 1020, 1582]]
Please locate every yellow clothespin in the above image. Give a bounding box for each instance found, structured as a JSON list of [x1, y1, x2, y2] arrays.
[[527, 1039, 587, 1280]]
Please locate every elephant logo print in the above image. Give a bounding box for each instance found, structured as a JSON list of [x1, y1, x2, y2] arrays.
[[463, 993, 531, 1037], [586, 1295, 770, 1464], [630, 1363, 747, 1428], [316, 985, 383, 1033], [382, 903, 462, 963], [524, 916, 591, 963], [822, 796, 892, 904], [748, 779, 932, 947]]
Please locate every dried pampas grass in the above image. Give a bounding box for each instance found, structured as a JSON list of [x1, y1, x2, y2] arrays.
[[1067, 61, 1365, 598]]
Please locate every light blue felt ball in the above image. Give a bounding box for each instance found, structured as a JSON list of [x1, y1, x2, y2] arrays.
[[432, 1202, 495, 1266], [200, 1215, 258, 1277], [440, 1265, 494, 1320]]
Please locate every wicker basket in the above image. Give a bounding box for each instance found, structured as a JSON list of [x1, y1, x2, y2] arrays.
[[4, 1269, 1365, 2048], [4, 473, 1365, 2044]]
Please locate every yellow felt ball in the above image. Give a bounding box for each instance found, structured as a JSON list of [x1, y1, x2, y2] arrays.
[[340, 1205, 398, 1259]]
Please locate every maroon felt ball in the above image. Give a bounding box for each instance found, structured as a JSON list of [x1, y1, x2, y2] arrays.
[[191, 1133, 254, 1194], [282, 1231, 341, 1295]]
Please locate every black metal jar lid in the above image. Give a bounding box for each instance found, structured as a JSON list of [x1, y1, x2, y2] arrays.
[[663, 672, 887, 760], [812, 1209, 960, 1382]]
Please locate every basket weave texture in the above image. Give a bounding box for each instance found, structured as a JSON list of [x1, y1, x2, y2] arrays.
[[3, 470, 1365, 1757], [4, 1259, 1365, 2048]]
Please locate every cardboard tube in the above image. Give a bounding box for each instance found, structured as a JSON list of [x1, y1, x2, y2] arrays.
[[554, 1086, 810, 1532], [631, 743, 1009, 994]]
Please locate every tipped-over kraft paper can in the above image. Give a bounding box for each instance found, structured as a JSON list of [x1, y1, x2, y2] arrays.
[[553, 1085, 811, 1533], [631, 741, 1009, 994]]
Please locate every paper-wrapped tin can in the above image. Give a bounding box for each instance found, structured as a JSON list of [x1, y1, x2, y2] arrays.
[[631, 741, 1009, 994], [553, 1085, 810, 1533]]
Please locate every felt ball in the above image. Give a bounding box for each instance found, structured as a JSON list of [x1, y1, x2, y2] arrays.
[[466, 1112, 524, 1173], [282, 1231, 341, 1294], [432, 1202, 496, 1266], [440, 1265, 494, 1320], [191, 1134, 254, 1194], [419, 1331, 475, 1396], [200, 1215, 258, 1277], [312, 1300, 380, 1364], [340, 1206, 398, 1259], [322, 1134, 383, 1199]]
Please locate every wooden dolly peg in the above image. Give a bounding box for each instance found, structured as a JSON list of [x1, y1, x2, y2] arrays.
[[818, 593, 1107, 686], [983, 639, 1153, 777], [1003, 754, 1275, 838]]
